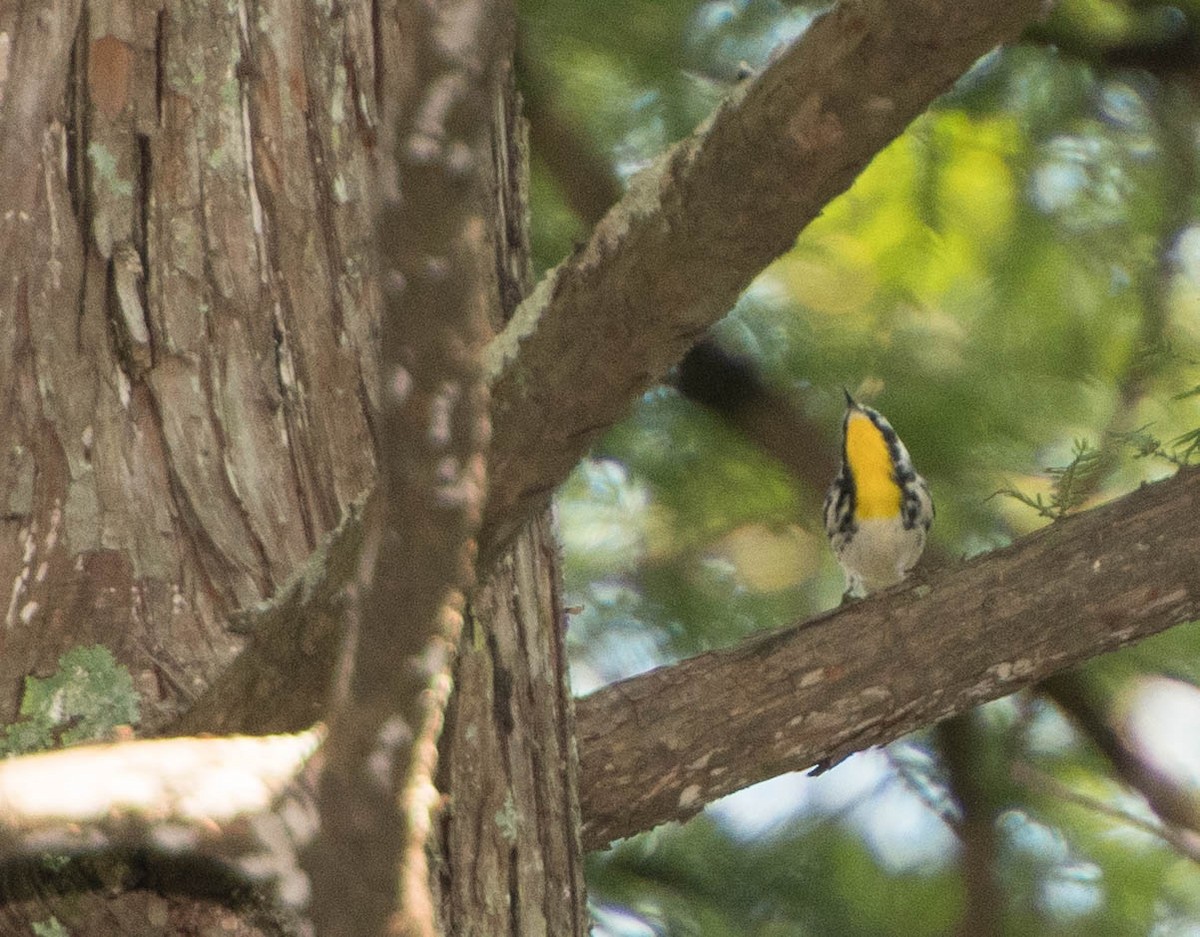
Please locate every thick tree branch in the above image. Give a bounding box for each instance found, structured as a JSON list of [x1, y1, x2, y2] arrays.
[[479, 0, 1045, 558], [171, 495, 371, 737], [0, 731, 322, 915], [576, 468, 1200, 849]]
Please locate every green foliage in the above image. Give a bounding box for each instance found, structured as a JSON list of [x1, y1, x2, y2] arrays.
[[31, 918, 69, 937], [1111, 423, 1200, 467], [994, 439, 1104, 519], [561, 392, 824, 678], [0, 645, 141, 757], [1172, 427, 1200, 464], [40, 854, 70, 873]]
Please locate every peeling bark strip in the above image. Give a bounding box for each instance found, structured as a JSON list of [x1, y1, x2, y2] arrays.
[[0, 0, 83, 240], [480, 0, 1046, 558], [302, 1, 512, 936], [576, 468, 1200, 849]]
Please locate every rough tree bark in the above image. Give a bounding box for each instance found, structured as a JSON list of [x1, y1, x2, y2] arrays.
[[173, 0, 1049, 743], [1, 0, 379, 732], [1, 0, 377, 930], [0, 0, 585, 932]]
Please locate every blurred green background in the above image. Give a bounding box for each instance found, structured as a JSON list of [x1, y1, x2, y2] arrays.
[[521, 0, 1200, 933]]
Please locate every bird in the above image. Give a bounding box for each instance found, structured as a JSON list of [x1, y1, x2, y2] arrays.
[[824, 390, 933, 596]]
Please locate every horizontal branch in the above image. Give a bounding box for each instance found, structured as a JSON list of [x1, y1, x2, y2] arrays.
[[7, 471, 1199, 880], [575, 467, 1200, 849], [480, 0, 1044, 556], [0, 730, 322, 911]]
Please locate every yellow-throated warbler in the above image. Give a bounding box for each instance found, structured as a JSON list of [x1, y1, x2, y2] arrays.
[[824, 391, 933, 596]]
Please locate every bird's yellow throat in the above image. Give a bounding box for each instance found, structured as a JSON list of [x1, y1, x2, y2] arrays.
[[845, 411, 902, 519]]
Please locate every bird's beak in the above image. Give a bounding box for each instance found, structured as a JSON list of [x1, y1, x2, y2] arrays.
[[843, 387, 857, 409]]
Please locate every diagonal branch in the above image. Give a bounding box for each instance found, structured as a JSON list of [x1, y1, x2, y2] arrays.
[[1011, 758, 1200, 863], [479, 0, 1045, 557], [575, 467, 1200, 849], [1041, 672, 1200, 839]]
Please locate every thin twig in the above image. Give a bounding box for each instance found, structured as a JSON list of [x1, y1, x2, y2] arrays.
[[1011, 760, 1200, 864]]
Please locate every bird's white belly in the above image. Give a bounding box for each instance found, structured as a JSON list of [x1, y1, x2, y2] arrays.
[[839, 516, 926, 594]]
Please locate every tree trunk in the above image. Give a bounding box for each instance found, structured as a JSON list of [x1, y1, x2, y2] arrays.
[[438, 514, 589, 936], [432, 70, 588, 932], [0, 0, 379, 730], [0, 0, 584, 932]]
